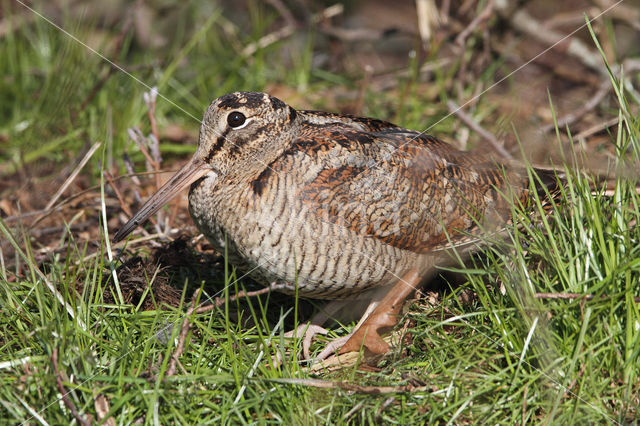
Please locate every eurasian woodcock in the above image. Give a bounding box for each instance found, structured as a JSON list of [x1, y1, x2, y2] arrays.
[[113, 91, 562, 357]]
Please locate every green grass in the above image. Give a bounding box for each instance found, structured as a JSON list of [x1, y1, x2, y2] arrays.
[[1, 2, 639, 424]]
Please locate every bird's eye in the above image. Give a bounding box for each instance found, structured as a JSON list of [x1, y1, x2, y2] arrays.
[[227, 111, 246, 128]]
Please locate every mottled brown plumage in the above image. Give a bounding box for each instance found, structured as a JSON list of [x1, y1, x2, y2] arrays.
[[114, 91, 562, 356]]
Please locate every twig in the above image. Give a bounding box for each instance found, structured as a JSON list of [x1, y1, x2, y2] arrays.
[[127, 126, 166, 234], [122, 154, 142, 186], [447, 100, 513, 159], [562, 362, 587, 400], [440, 0, 450, 24], [28, 222, 88, 239], [534, 292, 640, 303], [459, 0, 476, 15], [455, 0, 494, 47], [242, 26, 295, 58], [522, 383, 528, 424], [534, 292, 591, 300], [320, 26, 381, 42], [342, 401, 364, 422], [122, 154, 143, 204], [270, 377, 431, 394], [541, 80, 611, 133], [242, 4, 343, 57], [452, 1, 494, 106], [266, 0, 296, 27], [128, 127, 160, 189], [595, 0, 640, 31], [44, 142, 102, 211], [495, 3, 608, 75], [376, 396, 396, 421], [353, 65, 373, 116], [106, 161, 157, 236], [574, 117, 619, 141], [104, 170, 133, 218], [52, 348, 91, 426], [165, 282, 287, 378], [165, 291, 200, 378]]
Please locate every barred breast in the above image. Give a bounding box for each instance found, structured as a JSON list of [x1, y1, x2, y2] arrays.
[[188, 154, 427, 299]]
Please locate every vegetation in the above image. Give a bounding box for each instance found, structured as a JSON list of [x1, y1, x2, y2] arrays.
[[1, 1, 638, 423]]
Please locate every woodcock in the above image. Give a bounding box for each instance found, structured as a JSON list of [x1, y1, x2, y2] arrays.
[[113, 92, 562, 358]]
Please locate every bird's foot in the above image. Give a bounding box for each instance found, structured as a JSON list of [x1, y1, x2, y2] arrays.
[[270, 299, 351, 366], [283, 323, 330, 360], [271, 270, 420, 366], [339, 268, 420, 355]]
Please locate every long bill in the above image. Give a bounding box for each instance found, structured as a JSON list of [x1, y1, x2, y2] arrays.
[[112, 157, 213, 243]]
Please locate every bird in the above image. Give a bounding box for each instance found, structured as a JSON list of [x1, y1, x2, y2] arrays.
[[113, 91, 562, 359]]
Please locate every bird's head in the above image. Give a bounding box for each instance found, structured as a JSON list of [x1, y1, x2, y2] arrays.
[[113, 91, 298, 242]]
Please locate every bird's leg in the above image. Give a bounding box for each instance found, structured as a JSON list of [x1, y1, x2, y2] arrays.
[[339, 268, 420, 355], [312, 268, 420, 360], [313, 296, 383, 360], [275, 268, 420, 363]]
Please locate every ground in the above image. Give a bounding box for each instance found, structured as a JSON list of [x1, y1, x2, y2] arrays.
[[1, 0, 639, 423]]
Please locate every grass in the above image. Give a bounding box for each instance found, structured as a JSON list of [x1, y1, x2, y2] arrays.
[[1, 1, 639, 424]]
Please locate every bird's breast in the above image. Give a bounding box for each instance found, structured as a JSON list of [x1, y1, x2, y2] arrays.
[[187, 166, 420, 299]]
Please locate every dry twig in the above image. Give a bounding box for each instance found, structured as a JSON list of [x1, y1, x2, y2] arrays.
[[44, 142, 102, 211], [242, 4, 343, 57], [495, 2, 607, 74], [455, 0, 494, 47], [534, 292, 640, 303], [574, 117, 620, 141], [143, 87, 161, 155], [266, 0, 296, 27], [271, 377, 430, 394], [416, 0, 440, 46], [541, 80, 611, 133], [447, 100, 512, 159], [104, 170, 133, 218]]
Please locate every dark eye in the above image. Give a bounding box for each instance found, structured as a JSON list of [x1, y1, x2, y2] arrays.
[[227, 111, 246, 128]]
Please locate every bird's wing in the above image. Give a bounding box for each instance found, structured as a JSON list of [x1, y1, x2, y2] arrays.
[[287, 123, 532, 254], [248, 118, 561, 254]]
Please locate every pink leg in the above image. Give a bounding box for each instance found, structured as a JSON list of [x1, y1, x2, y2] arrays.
[[339, 268, 421, 355]]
